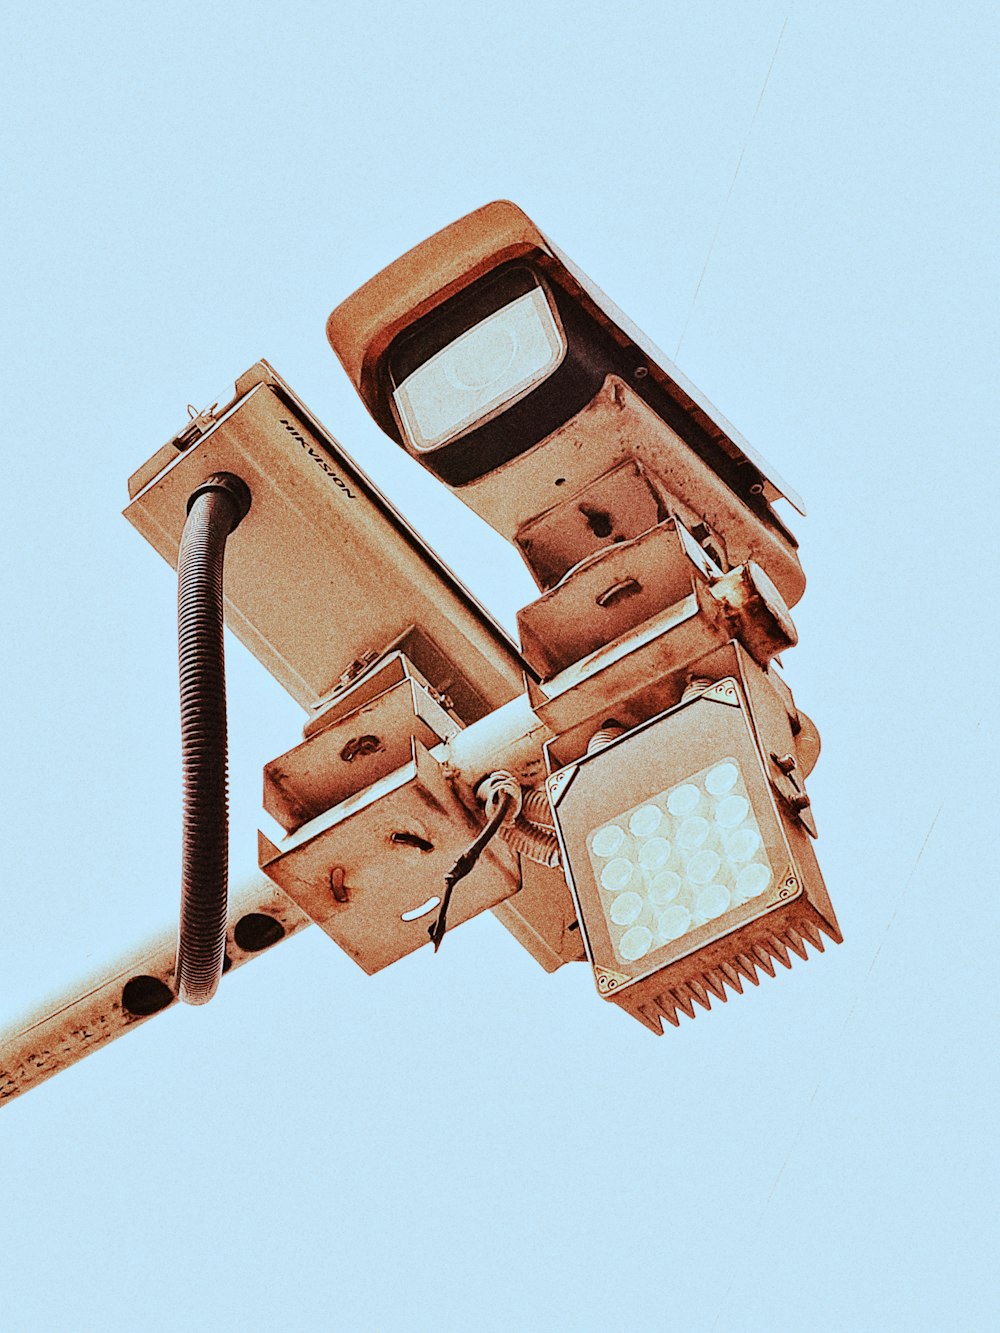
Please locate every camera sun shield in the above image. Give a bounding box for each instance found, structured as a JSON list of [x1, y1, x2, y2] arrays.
[[327, 201, 807, 604]]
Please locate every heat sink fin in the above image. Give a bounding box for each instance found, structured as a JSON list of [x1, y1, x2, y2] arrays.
[[686, 980, 712, 1011], [735, 953, 761, 985], [798, 919, 825, 952], [719, 962, 744, 995], [635, 1003, 666, 1034], [819, 918, 843, 945], [752, 945, 776, 978], [702, 970, 728, 1002], [605, 905, 841, 1032], [766, 934, 792, 969], [784, 927, 809, 961]]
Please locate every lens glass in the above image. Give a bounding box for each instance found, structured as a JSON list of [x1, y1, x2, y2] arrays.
[[393, 287, 565, 451]]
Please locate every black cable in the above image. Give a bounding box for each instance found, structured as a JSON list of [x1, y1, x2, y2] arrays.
[[428, 791, 514, 952], [175, 472, 250, 1005]]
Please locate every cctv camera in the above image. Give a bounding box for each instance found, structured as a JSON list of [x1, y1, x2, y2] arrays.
[[326, 201, 806, 605], [124, 360, 527, 722]]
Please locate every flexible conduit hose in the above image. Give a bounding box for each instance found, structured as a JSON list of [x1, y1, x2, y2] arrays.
[[176, 473, 251, 1005], [498, 785, 561, 867], [500, 820, 561, 868], [519, 787, 556, 830]]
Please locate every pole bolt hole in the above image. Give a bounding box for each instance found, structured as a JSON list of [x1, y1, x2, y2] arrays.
[[233, 913, 286, 952], [122, 975, 173, 1018]]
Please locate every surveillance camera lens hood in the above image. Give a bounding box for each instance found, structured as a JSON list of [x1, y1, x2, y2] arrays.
[[383, 260, 611, 486]]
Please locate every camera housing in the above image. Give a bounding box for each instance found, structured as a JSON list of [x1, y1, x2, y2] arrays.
[[326, 201, 806, 604], [125, 360, 528, 722]]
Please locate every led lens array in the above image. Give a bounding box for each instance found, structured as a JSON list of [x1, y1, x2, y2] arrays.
[[585, 759, 775, 965], [393, 288, 565, 451]]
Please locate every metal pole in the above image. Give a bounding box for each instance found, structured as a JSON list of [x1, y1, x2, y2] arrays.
[[0, 877, 309, 1107]]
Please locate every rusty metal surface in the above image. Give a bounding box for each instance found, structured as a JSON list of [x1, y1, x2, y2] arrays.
[[491, 857, 585, 970], [0, 878, 311, 1108], [265, 670, 459, 834], [515, 459, 664, 590], [545, 675, 839, 1031], [259, 741, 520, 974], [517, 517, 710, 680], [608, 896, 840, 1032], [437, 594, 745, 788], [453, 378, 806, 609], [700, 562, 798, 667], [533, 596, 719, 766], [124, 361, 528, 713], [524, 562, 798, 768]]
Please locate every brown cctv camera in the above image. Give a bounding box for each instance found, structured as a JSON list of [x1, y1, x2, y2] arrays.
[[327, 201, 806, 604]]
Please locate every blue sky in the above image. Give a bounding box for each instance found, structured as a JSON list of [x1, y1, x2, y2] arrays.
[[1, 4, 996, 1330]]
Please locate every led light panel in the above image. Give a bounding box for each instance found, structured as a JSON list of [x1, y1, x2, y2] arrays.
[[393, 288, 565, 451], [586, 760, 774, 965], [547, 663, 841, 1033]]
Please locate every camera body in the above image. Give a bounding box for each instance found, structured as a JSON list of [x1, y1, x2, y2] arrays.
[[124, 359, 526, 721], [327, 201, 805, 604]]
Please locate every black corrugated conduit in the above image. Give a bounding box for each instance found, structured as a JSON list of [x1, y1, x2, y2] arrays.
[[175, 473, 251, 1005]]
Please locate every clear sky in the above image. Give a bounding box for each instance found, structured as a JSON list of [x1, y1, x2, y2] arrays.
[[1, 3, 996, 1330]]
